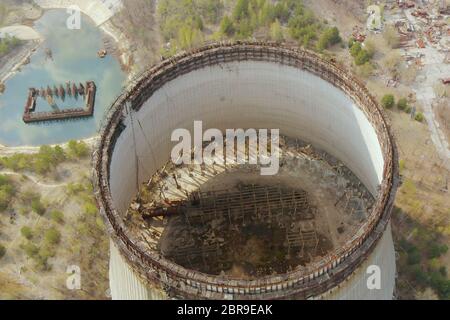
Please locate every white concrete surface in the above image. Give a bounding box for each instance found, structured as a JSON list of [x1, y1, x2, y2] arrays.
[[109, 240, 167, 300], [34, 0, 123, 26], [319, 223, 396, 300], [107, 60, 394, 300], [0, 26, 42, 40], [110, 61, 384, 214], [367, 5, 383, 31]]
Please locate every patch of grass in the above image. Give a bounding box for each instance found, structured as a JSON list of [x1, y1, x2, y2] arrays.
[[394, 207, 450, 299], [0, 145, 66, 175], [21, 242, 39, 258], [397, 97, 408, 111], [0, 243, 6, 259], [67, 140, 89, 159], [0, 35, 22, 58], [20, 226, 33, 240], [31, 197, 46, 216], [50, 210, 64, 224], [0, 174, 15, 212], [399, 159, 406, 173], [44, 228, 61, 246]]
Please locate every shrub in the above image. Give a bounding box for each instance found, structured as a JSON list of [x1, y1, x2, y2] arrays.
[[68, 140, 89, 159], [350, 41, 362, 57], [22, 242, 39, 258], [270, 19, 284, 42], [350, 41, 362, 58], [34, 255, 50, 271], [410, 264, 428, 286], [0, 36, 22, 57], [232, 0, 249, 21], [84, 202, 98, 216], [316, 26, 341, 51], [355, 49, 371, 66], [50, 210, 64, 224], [31, 198, 46, 216], [0, 145, 65, 175], [0, 189, 10, 212], [402, 179, 416, 195], [381, 94, 395, 109], [348, 37, 356, 48], [415, 112, 425, 122], [39, 244, 56, 259], [383, 25, 400, 48], [66, 183, 85, 195], [364, 38, 376, 57], [220, 15, 235, 36], [44, 228, 61, 245], [198, 0, 224, 24], [0, 244, 5, 259], [356, 62, 374, 78], [20, 226, 33, 240], [20, 190, 40, 204], [428, 244, 448, 259], [397, 98, 408, 111], [405, 106, 412, 114], [193, 15, 204, 31], [0, 174, 15, 212], [428, 270, 450, 299], [407, 247, 421, 265], [287, 5, 319, 47], [399, 159, 405, 172]]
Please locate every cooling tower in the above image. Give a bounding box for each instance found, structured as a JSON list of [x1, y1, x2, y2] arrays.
[[93, 42, 399, 300]]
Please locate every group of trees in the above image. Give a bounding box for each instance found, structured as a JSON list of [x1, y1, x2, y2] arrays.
[[157, 0, 342, 51], [0, 158, 12, 257], [20, 225, 61, 271], [158, 0, 224, 51], [0, 140, 88, 175], [0, 35, 22, 58], [348, 38, 373, 66], [399, 235, 450, 299], [0, 145, 64, 175], [17, 189, 47, 216], [218, 0, 341, 49], [381, 94, 424, 122], [0, 174, 15, 212], [17, 189, 63, 270], [221, 0, 290, 39], [67, 140, 89, 159], [316, 27, 341, 52]]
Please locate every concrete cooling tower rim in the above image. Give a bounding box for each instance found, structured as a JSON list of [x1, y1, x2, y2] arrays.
[[93, 41, 399, 299]]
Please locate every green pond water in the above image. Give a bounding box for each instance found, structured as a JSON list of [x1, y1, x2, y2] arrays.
[[0, 9, 126, 146]]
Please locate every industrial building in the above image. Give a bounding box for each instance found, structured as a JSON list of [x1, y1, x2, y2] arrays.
[[93, 42, 399, 300]]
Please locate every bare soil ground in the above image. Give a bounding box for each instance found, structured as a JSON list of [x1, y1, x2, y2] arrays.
[[436, 100, 450, 143], [110, 0, 162, 75], [0, 1, 43, 27], [389, 110, 450, 299], [304, 0, 366, 37]]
